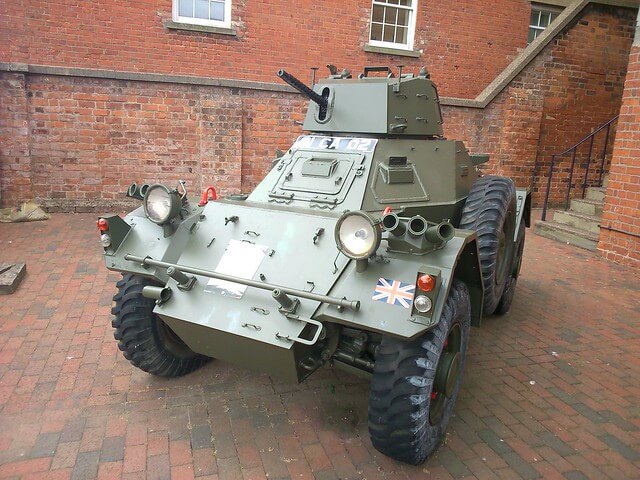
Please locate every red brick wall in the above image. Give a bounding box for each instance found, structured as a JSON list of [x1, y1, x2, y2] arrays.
[[0, 4, 637, 230], [0, 0, 531, 99], [443, 4, 635, 206], [598, 44, 640, 267], [443, 84, 545, 191], [531, 5, 634, 205], [0, 73, 32, 205], [240, 93, 305, 190], [19, 76, 297, 212]]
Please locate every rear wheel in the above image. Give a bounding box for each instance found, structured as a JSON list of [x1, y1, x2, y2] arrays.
[[459, 176, 516, 316], [111, 274, 209, 377], [368, 281, 471, 465]]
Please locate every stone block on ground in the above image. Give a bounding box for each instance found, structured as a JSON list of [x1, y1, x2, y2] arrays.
[[0, 262, 27, 294]]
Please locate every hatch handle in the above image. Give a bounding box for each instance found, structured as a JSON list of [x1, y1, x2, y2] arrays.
[[276, 315, 324, 346]]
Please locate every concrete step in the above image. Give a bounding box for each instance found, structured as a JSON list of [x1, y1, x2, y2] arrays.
[[534, 220, 599, 251], [570, 198, 604, 216], [553, 210, 601, 234], [585, 187, 606, 202]]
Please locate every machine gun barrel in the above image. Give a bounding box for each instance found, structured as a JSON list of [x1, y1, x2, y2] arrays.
[[277, 69, 328, 109]]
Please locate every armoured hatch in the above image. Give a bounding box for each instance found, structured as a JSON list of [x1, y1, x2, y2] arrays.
[[263, 135, 377, 208]]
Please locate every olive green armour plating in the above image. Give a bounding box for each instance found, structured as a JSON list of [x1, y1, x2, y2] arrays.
[[101, 68, 528, 382]]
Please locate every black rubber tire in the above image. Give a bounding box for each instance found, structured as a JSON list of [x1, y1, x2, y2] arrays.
[[368, 281, 471, 465], [111, 274, 209, 377], [495, 220, 526, 315], [459, 176, 516, 316]]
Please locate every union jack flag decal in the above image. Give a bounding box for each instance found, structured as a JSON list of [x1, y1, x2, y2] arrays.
[[372, 278, 415, 308]]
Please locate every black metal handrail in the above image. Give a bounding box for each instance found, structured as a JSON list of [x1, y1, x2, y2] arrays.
[[541, 115, 618, 221]]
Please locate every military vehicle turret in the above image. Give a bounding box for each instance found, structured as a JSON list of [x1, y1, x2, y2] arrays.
[[98, 65, 530, 464]]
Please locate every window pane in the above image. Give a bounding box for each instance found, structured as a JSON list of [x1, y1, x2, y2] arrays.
[[398, 0, 412, 6], [397, 8, 408, 27], [211, 1, 224, 21], [383, 25, 395, 42], [528, 28, 537, 43], [179, 0, 194, 17], [395, 26, 408, 44], [540, 11, 550, 26], [371, 22, 383, 41], [194, 0, 209, 19], [530, 11, 538, 25], [372, 4, 384, 23], [384, 6, 398, 24]]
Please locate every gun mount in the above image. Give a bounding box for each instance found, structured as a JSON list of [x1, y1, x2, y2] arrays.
[[277, 69, 329, 119]]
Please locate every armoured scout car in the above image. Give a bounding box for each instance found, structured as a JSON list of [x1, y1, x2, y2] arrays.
[[98, 66, 530, 464]]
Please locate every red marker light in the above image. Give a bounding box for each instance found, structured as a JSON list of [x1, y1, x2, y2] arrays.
[[97, 218, 109, 232], [417, 274, 435, 292], [383, 206, 392, 215]]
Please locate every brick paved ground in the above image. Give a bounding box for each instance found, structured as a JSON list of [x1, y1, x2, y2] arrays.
[[0, 213, 638, 480]]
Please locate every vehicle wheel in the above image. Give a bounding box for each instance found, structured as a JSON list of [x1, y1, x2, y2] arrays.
[[495, 220, 526, 315], [368, 280, 471, 465], [111, 274, 209, 377], [459, 176, 516, 316]]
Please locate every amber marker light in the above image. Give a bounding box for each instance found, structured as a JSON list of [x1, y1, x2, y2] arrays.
[[417, 274, 435, 292]]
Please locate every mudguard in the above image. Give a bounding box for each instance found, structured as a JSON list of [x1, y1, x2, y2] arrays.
[[515, 188, 532, 233], [102, 206, 202, 283], [316, 230, 484, 337]]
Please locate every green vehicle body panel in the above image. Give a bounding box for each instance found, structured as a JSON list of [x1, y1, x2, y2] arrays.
[[101, 67, 530, 382]]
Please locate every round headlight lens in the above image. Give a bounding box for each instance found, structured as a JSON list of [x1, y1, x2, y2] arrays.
[[335, 211, 381, 260], [143, 185, 181, 224], [414, 295, 432, 313]]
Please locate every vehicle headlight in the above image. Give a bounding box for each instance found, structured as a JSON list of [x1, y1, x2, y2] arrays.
[[143, 184, 182, 224], [334, 211, 381, 260]]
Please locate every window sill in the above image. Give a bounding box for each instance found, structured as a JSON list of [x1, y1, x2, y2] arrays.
[[164, 20, 237, 36], [364, 44, 421, 58]]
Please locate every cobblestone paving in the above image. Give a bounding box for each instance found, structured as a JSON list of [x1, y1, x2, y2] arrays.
[[0, 213, 638, 480]]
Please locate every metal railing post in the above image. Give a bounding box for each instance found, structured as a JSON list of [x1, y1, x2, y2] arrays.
[[565, 147, 578, 210], [541, 154, 555, 222], [582, 134, 595, 198], [598, 122, 612, 186]]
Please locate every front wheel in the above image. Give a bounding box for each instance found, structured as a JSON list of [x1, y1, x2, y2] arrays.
[[367, 280, 471, 464], [111, 274, 209, 377]]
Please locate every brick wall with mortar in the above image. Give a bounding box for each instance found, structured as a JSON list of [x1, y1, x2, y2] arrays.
[[0, 3, 637, 216], [0, 0, 532, 99], [598, 41, 640, 267], [0, 73, 32, 205], [443, 4, 635, 205], [532, 5, 634, 203], [18, 75, 296, 212]]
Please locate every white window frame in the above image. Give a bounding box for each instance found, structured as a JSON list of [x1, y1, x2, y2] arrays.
[[368, 0, 417, 51], [528, 4, 562, 43], [172, 0, 232, 29]]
